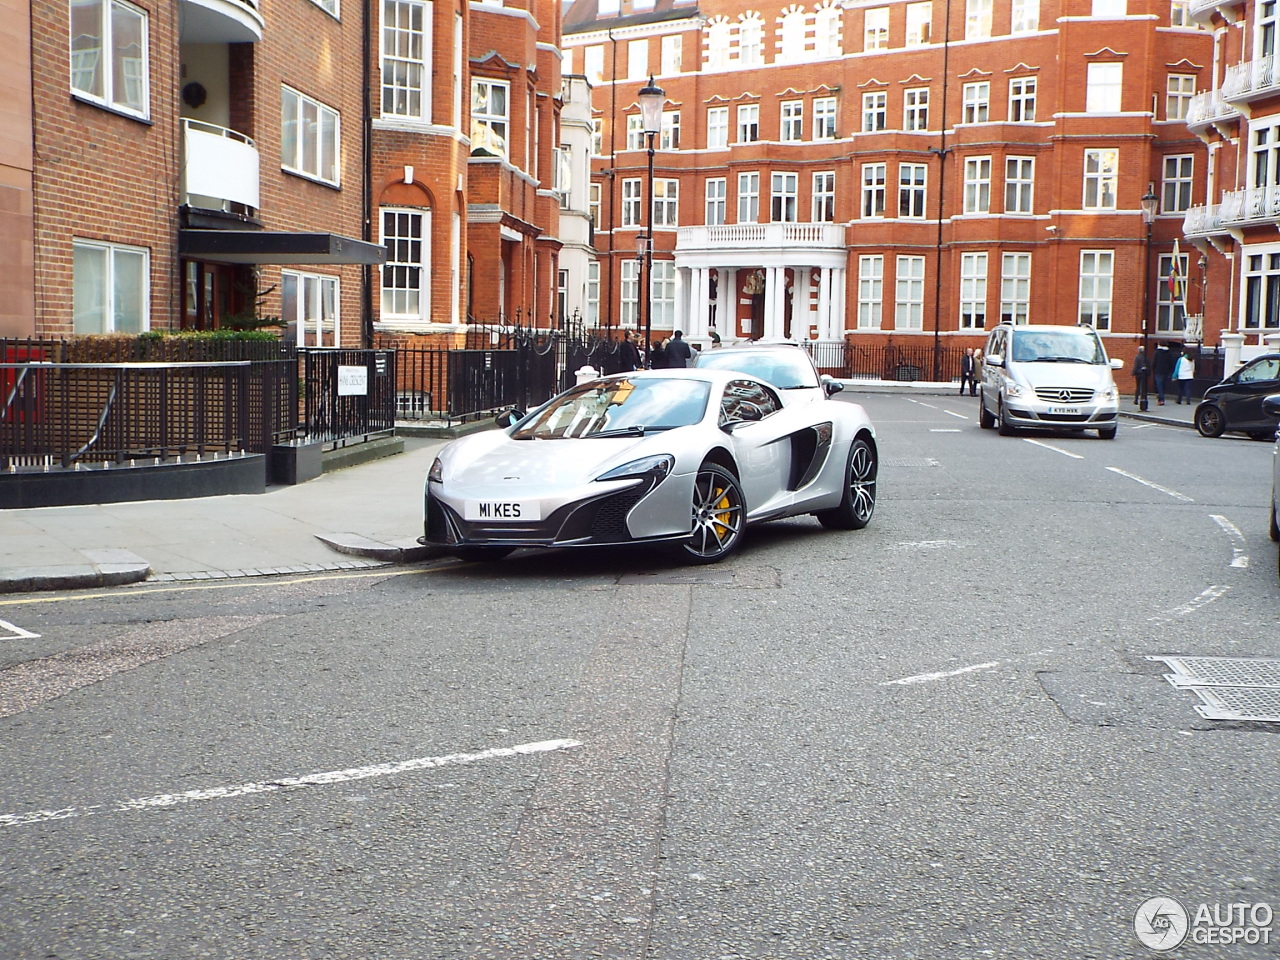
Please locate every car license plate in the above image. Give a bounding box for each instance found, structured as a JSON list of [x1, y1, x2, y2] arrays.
[[1048, 406, 1080, 415], [464, 500, 541, 522]]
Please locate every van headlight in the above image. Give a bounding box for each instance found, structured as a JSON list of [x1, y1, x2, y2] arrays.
[[1098, 384, 1118, 402], [1004, 380, 1027, 398]]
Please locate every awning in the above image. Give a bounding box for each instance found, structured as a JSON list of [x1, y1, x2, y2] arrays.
[[179, 230, 386, 265]]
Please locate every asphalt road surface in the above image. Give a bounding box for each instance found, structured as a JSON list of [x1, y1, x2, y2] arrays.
[[1, 393, 1277, 959]]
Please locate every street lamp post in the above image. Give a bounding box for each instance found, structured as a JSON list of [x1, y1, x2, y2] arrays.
[[637, 77, 664, 366], [1139, 184, 1159, 411]]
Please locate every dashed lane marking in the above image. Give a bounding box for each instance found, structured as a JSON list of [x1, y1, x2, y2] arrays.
[[929, 428, 961, 433], [1023, 438, 1084, 460], [943, 409, 969, 420], [1105, 466, 1195, 502], [1210, 514, 1250, 569], [0, 739, 583, 829], [879, 661, 1001, 686]]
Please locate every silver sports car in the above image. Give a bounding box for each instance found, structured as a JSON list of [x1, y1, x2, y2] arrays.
[[423, 368, 877, 563]]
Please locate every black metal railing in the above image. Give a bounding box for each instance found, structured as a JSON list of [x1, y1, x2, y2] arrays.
[[298, 348, 397, 442], [843, 342, 966, 382], [0, 361, 297, 470]]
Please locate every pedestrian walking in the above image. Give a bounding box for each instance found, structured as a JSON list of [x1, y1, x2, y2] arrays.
[[1132, 347, 1150, 406], [1174, 348, 1195, 405], [665, 330, 693, 368], [619, 330, 641, 372], [959, 348, 977, 396], [647, 338, 667, 369], [1152, 343, 1175, 406]]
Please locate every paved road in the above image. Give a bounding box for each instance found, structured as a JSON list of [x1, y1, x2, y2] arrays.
[[0, 394, 1276, 959]]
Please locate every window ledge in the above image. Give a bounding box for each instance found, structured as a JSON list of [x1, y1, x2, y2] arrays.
[[71, 92, 152, 125]]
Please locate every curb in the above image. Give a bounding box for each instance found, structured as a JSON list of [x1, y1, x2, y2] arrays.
[[315, 532, 442, 564], [0, 561, 151, 595]]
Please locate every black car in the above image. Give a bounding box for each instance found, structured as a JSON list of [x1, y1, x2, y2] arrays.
[[1194, 353, 1280, 440]]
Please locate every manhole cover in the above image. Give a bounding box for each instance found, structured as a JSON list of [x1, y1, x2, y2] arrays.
[[883, 457, 939, 468], [1149, 656, 1280, 722]]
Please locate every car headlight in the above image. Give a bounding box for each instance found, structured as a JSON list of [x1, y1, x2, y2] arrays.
[[595, 455, 674, 482], [1098, 384, 1118, 402], [428, 457, 443, 483], [1004, 379, 1027, 398]]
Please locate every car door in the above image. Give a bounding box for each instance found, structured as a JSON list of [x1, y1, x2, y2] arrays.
[[1223, 357, 1280, 429], [719, 378, 794, 518]]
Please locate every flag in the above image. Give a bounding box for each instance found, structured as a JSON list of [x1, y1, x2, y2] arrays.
[[1168, 239, 1185, 304]]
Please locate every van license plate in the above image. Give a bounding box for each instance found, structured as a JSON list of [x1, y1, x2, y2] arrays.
[[464, 500, 541, 522], [1048, 406, 1080, 415]]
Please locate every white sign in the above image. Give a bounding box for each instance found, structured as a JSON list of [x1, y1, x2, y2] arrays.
[[337, 366, 368, 396]]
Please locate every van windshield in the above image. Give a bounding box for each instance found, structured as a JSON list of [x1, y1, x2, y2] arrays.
[[1010, 330, 1106, 364]]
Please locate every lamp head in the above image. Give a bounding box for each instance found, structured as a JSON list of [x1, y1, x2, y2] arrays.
[[638, 76, 665, 134]]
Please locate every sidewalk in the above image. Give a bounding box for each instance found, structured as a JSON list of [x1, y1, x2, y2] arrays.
[[0, 384, 1197, 595], [0, 436, 448, 594]]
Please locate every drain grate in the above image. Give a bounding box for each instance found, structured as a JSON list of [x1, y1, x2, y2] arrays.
[[1149, 656, 1280, 722]]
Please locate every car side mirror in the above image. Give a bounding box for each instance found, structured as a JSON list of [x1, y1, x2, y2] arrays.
[[495, 408, 525, 428], [1262, 394, 1280, 418], [1109, 358, 1124, 370], [985, 354, 1004, 368], [823, 378, 844, 396], [720, 403, 764, 431]]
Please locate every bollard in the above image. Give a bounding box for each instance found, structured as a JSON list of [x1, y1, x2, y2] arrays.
[[575, 365, 599, 385]]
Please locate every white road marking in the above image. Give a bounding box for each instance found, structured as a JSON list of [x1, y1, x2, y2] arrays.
[[1210, 514, 1250, 568], [930, 428, 961, 433], [879, 661, 1001, 686], [943, 409, 969, 420], [0, 739, 583, 829], [0, 619, 40, 640], [1150, 585, 1230, 621], [1105, 466, 1194, 502], [894, 539, 960, 549], [1023, 438, 1084, 460], [915, 401, 938, 410]]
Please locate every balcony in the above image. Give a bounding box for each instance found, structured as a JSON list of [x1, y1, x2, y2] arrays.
[[1189, 0, 1243, 24], [181, 119, 259, 215], [177, 0, 262, 43], [1222, 56, 1280, 104], [1185, 91, 1240, 132], [1215, 187, 1278, 228], [1183, 203, 1228, 238], [679, 223, 845, 251]]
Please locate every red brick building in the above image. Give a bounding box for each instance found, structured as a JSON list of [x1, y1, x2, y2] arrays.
[[565, 0, 1217, 365], [9, 0, 565, 345], [1183, 0, 1280, 362]]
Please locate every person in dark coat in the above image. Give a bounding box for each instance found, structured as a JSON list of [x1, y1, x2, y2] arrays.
[[1151, 343, 1176, 406], [619, 330, 641, 372], [959, 348, 977, 396], [1132, 347, 1150, 405], [647, 338, 667, 369], [664, 330, 693, 368]]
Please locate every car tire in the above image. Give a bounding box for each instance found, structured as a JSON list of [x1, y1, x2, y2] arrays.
[[678, 463, 746, 564], [817, 437, 877, 531], [1195, 404, 1226, 438], [1097, 426, 1117, 440], [453, 546, 515, 562], [997, 399, 1015, 436], [979, 394, 995, 429], [1270, 496, 1279, 543]]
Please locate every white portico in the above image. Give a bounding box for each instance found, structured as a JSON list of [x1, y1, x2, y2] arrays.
[[673, 223, 848, 343]]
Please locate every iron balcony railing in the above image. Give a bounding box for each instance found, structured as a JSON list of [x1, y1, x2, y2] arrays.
[[1223, 55, 1280, 103], [1185, 91, 1240, 130], [1216, 186, 1278, 227]]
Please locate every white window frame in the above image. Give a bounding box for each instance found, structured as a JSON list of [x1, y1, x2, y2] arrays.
[[864, 7, 889, 50], [737, 103, 760, 143], [780, 8, 807, 61], [653, 179, 679, 227], [858, 255, 884, 329], [1170, 0, 1192, 25], [781, 100, 804, 141], [814, 97, 838, 140], [965, 0, 992, 39], [583, 45, 604, 85], [862, 91, 887, 132], [738, 172, 760, 223], [1242, 250, 1280, 331], [622, 178, 643, 226], [904, 88, 930, 131], [862, 163, 887, 217], [620, 259, 639, 327], [651, 260, 676, 327], [661, 34, 682, 75], [1158, 252, 1190, 332], [591, 118, 603, 156], [899, 163, 927, 218], [906, 1, 932, 45], [738, 13, 764, 67], [626, 114, 644, 151], [1085, 62, 1123, 114], [707, 106, 729, 148], [1009, 77, 1036, 122], [1166, 74, 1195, 121], [309, 0, 339, 16], [962, 82, 989, 124], [963, 156, 991, 213], [660, 110, 681, 150], [1000, 253, 1032, 325], [959, 252, 987, 329], [1162, 155, 1194, 213], [380, 207, 428, 321], [1083, 149, 1119, 210], [813, 171, 836, 222], [381, 0, 431, 122], [627, 38, 649, 81], [815, 4, 843, 57], [283, 269, 340, 346], [586, 260, 600, 326], [771, 172, 799, 223], [1092, 0, 1127, 15], [1005, 156, 1034, 214], [282, 86, 341, 186], [1011, 0, 1039, 32], [69, 0, 149, 118], [72, 239, 149, 334], [470, 78, 508, 160], [706, 178, 727, 225], [1078, 250, 1113, 330], [895, 256, 926, 330]]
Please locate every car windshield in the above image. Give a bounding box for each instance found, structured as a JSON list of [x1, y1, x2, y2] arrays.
[[1010, 330, 1106, 364], [694, 349, 820, 389], [511, 378, 711, 440]]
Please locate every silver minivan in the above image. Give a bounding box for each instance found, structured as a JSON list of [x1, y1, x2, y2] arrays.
[[978, 323, 1123, 440]]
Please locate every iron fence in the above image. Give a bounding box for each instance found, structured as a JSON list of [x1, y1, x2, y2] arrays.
[[0, 360, 296, 470], [298, 349, 397, 442], [843, 342, 967, 382]]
